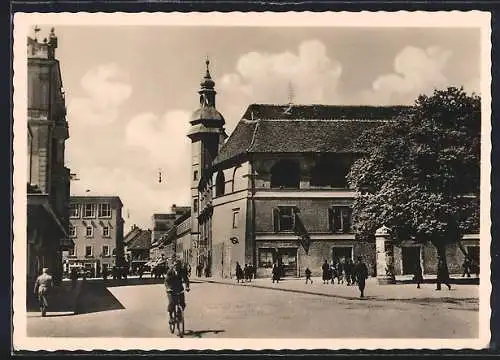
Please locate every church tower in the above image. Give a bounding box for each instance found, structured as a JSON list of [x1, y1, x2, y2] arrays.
[[187, 59, 227, 268]]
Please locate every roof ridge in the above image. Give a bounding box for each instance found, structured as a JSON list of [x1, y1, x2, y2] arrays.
[[247, 118, 261, 152]]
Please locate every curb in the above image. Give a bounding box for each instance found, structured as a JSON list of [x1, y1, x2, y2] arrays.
[[200, 278, 478, 303]]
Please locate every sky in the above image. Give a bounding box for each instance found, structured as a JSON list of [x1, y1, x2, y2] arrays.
[[32, 25, 481, 230]]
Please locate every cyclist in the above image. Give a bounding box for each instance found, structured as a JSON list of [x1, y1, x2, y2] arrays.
[[165, 259, 190, 324]]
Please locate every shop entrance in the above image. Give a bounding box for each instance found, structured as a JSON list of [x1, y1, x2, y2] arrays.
[[331, 246, 353, 262], [402, 246, 421, 275], [276, 248, 297, 277]]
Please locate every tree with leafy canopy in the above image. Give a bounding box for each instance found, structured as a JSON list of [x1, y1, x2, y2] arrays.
[[347, 87, 481, 273]]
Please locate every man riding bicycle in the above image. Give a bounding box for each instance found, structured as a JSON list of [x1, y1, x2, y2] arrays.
[[165, 259, 190, 324]]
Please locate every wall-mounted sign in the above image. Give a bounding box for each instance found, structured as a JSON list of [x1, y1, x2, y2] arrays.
[[230, 237, 239, 244]]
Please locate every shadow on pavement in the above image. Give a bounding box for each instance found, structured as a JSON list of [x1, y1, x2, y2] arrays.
[[184, 329, 226, 338], [75, 281, 125, 314]]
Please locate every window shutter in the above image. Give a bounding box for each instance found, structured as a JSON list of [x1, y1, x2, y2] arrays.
[[328, 208, 334, 232], [272, 207, 280, 232]]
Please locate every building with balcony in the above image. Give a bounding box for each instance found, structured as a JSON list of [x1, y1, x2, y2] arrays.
[[63, 196, 124, 277], [26, 27, 72, 290]]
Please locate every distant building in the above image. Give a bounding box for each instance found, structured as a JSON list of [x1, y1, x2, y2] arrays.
[[124, 226, 151, 274], [150, 205, 191, 261], [63, 196, 125, 277], [26, 27, 72, 289]]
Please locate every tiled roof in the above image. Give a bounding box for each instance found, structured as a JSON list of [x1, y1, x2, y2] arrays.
[[127, 229, 152, 250], [212, 104, 410, 166]]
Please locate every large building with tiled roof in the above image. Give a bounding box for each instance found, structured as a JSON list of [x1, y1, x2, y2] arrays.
[[187, 61, 479, 279]]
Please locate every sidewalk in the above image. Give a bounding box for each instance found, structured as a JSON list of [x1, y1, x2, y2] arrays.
[[196, 276, 479, 302], [27, 279, 84, 316]]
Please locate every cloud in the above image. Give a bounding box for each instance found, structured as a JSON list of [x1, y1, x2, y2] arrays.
[[67, 63, 133, 126], [125, 109, 192, 189], [358, 46, 453, 105], [217, 40, 343, 130]]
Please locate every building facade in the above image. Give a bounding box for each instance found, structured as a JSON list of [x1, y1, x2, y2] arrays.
[[184, 61, 480, 279], [62, 196, 125, 277], [26, 28, 73, 289], [124, 226, 151, 274], [150, 205, 191, 261]]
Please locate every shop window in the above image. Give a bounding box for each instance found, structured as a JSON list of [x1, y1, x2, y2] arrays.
[[328, 206, 352, 233], [273, 206, 296, 232], [215, 171, 225, 196], [258, 248, 275, 268], [270, 160, 300, 189]]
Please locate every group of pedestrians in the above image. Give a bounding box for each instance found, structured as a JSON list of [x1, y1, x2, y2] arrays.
[[235, 262, 256, 283], [309, 257, 369, 297]]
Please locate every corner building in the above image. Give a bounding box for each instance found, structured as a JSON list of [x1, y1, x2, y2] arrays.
[[188, 62, 480, 279]]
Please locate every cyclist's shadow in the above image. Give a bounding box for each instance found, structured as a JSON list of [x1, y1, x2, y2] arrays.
[[183, 329, 226, 338]]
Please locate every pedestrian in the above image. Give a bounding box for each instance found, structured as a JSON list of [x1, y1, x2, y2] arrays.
[[305, 267, 313, 284], [436, 257, 452, 290], [462, 256, 472, 278], [272, 263, 280, 284], [34, 267, 54, 317], [344, 258, 353, 286], [243, 264, 249, 282], [235, 262, 243, 283], [102, 266, 108, 281], [70, 268, 78, 289], [248, 264, 254, 282], [336, 260, 344, 284], [414, 259, 423, 289], [321, 260, 329, 284], [354, 256, 369, 298]]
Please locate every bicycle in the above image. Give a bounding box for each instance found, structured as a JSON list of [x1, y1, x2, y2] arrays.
[[169, 291, 185, 337]]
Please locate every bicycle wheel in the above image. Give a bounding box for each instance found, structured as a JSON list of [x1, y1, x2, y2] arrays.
[[176, 307, 184, 338], [168, 311, 175, 334]]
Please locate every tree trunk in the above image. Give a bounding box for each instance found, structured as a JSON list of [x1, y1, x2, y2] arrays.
[[432, 240, 449, 277]]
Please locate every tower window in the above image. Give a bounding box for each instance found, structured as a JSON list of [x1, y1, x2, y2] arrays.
[[193, 170, 198, 181]]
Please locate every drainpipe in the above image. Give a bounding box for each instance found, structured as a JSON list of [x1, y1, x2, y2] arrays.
[[250, 156, 257, 278]]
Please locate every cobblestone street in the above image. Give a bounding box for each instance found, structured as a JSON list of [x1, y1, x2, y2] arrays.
[[27, 278, 479, 338]]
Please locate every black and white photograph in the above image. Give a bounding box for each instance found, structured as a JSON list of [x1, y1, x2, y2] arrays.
[[13, 11, 491, 350]]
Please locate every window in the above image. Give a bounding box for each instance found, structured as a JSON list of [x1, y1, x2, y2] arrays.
[[328, 206, 352, 233], [68, 246, 75, 257], [270, 160, 300, 189], [232, 211, 240, 228], [70, 204, 80, 218], [259, 248, 275, 268], [193, 170, 198, 181], [310, 158, 349, 188], [102, 225, 110, 237], [85, 245, 93, 257], [102, 245, 110, 257], [83, 203, 96, 218], [98, 203, 112, 218], [273, 206, 296, 232], [85, 225, 93, 237], [69, 224, 76, 237], [215, 171, 225, 196], [193, 198, 198, 213]]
